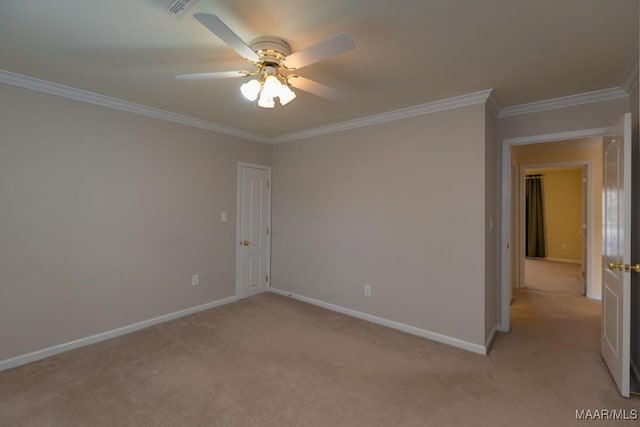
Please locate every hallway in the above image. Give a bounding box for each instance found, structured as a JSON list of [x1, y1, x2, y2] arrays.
[[524, 259, 584, 296]]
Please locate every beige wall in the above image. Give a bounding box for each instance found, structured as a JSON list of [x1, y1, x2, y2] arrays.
[[526, 169, 583, 262], [499, 98, 632, 140], [0, 84, 270, 361], [271, 103, 492, 347], [4, 76, 629, 363]]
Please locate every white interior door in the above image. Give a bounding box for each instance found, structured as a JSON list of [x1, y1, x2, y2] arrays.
[[237, 164, 270, 298], [601, 112, 632, 397]]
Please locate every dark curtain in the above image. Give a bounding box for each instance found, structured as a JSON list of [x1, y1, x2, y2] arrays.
[[526, 176, 545, 258]]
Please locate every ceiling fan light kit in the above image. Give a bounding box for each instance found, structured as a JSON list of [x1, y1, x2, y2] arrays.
[[240, 64, 297, 108], [177, 13, 355, 109]]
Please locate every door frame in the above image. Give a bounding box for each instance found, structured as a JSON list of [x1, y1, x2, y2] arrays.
[[499, 127, 607, 331], [235, 162, 272, 298], [517, 161, 594, 298]]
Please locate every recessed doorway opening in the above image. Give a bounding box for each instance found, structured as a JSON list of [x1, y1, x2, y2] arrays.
[[520, 164, 591, 298], [500, 129, 607, 332]]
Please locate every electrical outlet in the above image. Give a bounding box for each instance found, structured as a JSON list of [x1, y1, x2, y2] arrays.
[[364, 285, 371, 297], [192, 274, 199, 286], [561, 243, 568, 250]]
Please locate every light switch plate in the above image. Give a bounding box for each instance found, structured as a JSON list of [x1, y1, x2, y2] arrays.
[[364, 285, 371, 297]]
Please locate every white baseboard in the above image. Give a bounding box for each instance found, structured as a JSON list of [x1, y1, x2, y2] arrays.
[[543, 257, 581, 264], [0, 295, 238, 372], [485, 324, 498, 352], [269, 287, 488, 355]]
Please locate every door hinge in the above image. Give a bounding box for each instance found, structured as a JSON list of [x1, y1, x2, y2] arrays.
[[265, 274, 269, 282], [266, 227, 269, 235], [267, 180, 270, 189]]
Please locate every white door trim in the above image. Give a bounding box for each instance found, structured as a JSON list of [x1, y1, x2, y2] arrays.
[[236, 162, 272, 298], [517, 160, 595, 298], [500, 127, 607, 331]]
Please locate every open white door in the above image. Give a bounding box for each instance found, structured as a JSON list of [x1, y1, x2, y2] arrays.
[[236, 163, 271, 298], [601, 112, 632, 397]]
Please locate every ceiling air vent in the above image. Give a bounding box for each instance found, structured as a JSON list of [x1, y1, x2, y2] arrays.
[[147, 0, 199, 18]]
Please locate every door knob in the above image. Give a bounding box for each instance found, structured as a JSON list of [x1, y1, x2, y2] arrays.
[[625, 264, 640, 273], [241, 240, 250, 246], [608, 261, 624, 270], [608, 261, 640, 273]]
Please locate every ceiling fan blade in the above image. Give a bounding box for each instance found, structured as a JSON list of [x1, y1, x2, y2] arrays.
[[193, 13, 259, 62], [288, 76, 343, 101], [284, 33, 355, 69], [175, 71, 248, 81]]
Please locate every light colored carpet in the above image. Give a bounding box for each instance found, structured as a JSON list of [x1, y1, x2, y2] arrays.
[[1, 290, 638, 426], [525, 259, 584, 296]]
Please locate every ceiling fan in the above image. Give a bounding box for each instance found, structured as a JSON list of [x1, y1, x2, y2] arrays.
[[176, 13, 355, 108]]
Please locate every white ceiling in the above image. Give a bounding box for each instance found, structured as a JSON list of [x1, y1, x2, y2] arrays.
[[0, 0, 637, 138]]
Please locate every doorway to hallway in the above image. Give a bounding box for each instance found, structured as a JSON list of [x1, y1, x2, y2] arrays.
[[510, 138, 603, 301]]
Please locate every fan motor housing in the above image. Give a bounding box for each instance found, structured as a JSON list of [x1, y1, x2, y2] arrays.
[[250, 36, 291, 65]]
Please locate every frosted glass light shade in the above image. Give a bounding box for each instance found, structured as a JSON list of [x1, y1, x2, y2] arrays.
[[257, 91, 275, 108], [278, 84, 296, 105], [240, 79, 261, 101], [262, 75, 282, 99]]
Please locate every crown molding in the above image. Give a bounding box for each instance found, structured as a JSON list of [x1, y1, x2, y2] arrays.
[[3, 67, 636, 144], [272, 89, 494, 143], [499, 87, 629, 118], [0, 69, 493, 144], [621, 49, 639, 94], [485, 89, 502, 118], [0, 69, 272, 144]]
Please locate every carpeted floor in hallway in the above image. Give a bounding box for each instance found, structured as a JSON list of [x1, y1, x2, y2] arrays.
[[1, 290, 638, 426], [525, 258, 584, 296]]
